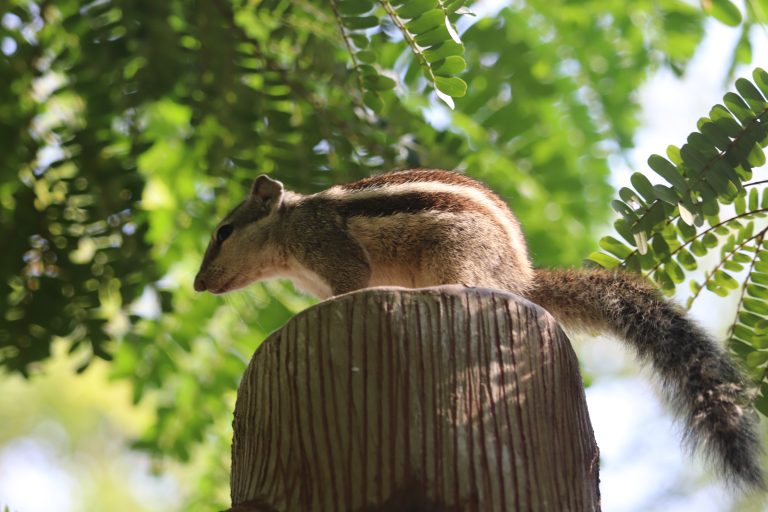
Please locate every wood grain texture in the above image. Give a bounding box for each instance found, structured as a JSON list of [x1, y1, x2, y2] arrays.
[[230, 286, 600, 511]]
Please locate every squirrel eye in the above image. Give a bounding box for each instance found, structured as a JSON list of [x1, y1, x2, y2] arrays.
[[216, 224, 234, 243]]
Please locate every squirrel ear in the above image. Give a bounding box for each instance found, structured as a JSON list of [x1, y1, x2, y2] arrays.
[[251, 175, 284, 205]]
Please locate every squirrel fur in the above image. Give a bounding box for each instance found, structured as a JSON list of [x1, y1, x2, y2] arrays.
[[194, 168, 763, 489]]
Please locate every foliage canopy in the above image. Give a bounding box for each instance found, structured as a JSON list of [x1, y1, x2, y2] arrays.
[[589, 67, 768, 414], [1, 0, 766, 508]]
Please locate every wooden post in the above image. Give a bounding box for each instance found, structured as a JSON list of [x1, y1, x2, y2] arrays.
[[229, 286, 600, 512]]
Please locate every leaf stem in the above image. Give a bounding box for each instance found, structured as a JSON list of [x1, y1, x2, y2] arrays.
[[686, 227, 767, 307], [328, 0, 367, 105], [641, 208, 768, 277], [378, 0, 438, 89], [725, 232, 765, 351]]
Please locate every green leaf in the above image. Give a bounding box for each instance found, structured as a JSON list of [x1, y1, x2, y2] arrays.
[[342, 15, 379, 29], [735, 191, 747, 214], [677, 217, 697, 239], [757, 320, 768, 335], [434, 75, 467, 97], [612, 199, 634, 217], [349, 34, 369, 48], [356, 50, 376, 63], [363, 90, 383, 112], [363, 74, 397, 91], [680, 143, 709, 169], [338, 0, 375, 16], [755, 259, 768, 274], [614, 218, 635, 245], [652, 233, 670, 258], [706, 279, 730, 297], [690, 280, 703, 296], [751, 393, 768, 417], [744, 298, 768, 315], [619, 187, 644, 206], [686, 132, 719, 158], [414, 25, 452, 47], [655, 268, 675, 292], [735, 77, 767, 112], [746, 350, 768, 368], [731, 29, 753, 71], [599, 236, 633, 259], [648, 154, 686, 191], [753, 68, 768, 99], [740, 311, 765, 327], [432, 56, 466, 75], [406, 9, 444, 34], [700, 195, 719, 217], [357, 64, 377, 77], [691, 240, 707, 256], [734, 324, 755, 343], [747, 283, 768, 297], [587, 251, 621, 269], [396, 0, 437, 19], [734, 251, 753, 264], [719, 269, 739, 290], [677, 248, 697, 270], [750, 271, 768, 286], [748, 144, 766, 167], [702, 0, 742, 27], [711, 158, 743, 189], [652, 184, 679, 205], [423, 41, 464, 62], [667, 145, 682, 165], [629, 172, 655, 203], [666, 260, 685, 283], [446, 1, 470, 14], [749, 187, 759, 211], [699, 120, 732, 150], [635, 202, 668, 232], [723, 92, 754, 125], [703, 232, 719, 247], [710, 104, 742, 137]]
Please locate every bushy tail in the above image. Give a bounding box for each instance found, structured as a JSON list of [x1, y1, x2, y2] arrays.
[[526, 268, 764, 489]]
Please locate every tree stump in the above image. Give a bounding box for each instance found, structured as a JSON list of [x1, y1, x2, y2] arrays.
[[229, 286, 600, 511]]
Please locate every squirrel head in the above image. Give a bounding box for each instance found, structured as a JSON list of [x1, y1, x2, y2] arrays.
[[194, 175, 285, 294]]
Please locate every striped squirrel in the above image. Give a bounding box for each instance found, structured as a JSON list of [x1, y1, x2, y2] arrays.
[[194, 168, 763, 489]]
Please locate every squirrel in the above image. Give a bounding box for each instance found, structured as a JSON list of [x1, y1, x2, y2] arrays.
[[194, 168, 764, 489]]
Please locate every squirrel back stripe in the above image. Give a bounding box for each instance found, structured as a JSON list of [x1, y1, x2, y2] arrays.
[[336, 191, 483, 216], [337, 168, 514, 218], [194, 169, 764, 488]]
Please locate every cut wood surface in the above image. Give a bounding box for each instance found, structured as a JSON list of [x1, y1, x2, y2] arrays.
[[230, 286, 600, 511]]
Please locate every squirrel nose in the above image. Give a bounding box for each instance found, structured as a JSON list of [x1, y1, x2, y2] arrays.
[[193, 274, 207, 292]]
